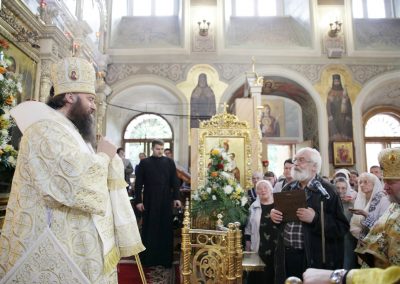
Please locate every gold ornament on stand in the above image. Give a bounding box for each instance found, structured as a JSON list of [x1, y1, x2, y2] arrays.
[[180, 199, 243, 283]]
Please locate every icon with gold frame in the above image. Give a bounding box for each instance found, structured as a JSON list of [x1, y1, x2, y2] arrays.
[[333, 141, 354, 166]]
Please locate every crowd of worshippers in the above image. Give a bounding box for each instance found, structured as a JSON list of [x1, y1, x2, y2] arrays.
[[244, 147, 400, 284]]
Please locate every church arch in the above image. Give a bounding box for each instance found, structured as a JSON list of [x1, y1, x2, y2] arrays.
[[106, 74, 189, 168], [221, 66, 329, 175], [108, 74, 188, 104], [353, 70, 400, 172]]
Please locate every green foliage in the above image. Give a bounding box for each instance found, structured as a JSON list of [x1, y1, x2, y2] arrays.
[[0, 38, 19, 177], [192, 147, 248, 226]]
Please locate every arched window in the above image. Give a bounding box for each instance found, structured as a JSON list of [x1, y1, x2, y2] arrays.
[[364, 112, 400, 170], [123, 113, 173, 168]]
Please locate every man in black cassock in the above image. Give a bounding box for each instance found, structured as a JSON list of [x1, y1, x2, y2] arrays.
[[134, 139, 182, 268]]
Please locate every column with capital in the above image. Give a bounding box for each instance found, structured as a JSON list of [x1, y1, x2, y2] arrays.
[[37, 30, 71, 101], [234, 57, 264, 173], [95, 72, 112, 137], [236, 57, 263, 129], [38, 59, 54, 102]]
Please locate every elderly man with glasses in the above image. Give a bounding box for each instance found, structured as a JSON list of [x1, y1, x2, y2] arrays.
[[271, 147, 349, 283], [302, 147, 400, 284]]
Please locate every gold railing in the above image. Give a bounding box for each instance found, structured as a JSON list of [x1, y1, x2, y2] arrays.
[[181, 199, 242, 284]]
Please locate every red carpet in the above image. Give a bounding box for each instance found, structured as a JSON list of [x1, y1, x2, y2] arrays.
[[117, 263, 144, 284], [117, 262, 180, 284]]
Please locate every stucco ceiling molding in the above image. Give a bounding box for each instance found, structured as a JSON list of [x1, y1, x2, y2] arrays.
[[106, 63, 189, 85], [214, 63, 249, 82], [214, 63, 326, 84], [347, 64, 399, 85], [286, 64, 325, 84], [107, 73, 188, 108]]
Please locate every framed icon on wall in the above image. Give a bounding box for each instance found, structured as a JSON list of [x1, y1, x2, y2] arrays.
[[333, 141, 354, 166]]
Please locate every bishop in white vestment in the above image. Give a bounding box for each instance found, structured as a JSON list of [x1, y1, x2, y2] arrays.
[[0, 57, 144, 283]]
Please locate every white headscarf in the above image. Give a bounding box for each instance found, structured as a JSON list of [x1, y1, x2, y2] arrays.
[[353, 173, 383, 211], [334, 168, 351, 180], [333, 176, 355, 198], [350, 172, 384, 239]]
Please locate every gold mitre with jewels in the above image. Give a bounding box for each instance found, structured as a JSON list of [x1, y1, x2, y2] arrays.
[[378, 147, 400, 180], [51, 57, 96, 96]]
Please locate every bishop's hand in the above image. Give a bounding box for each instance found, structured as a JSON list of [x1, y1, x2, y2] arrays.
[[97, 137, 117, 159]]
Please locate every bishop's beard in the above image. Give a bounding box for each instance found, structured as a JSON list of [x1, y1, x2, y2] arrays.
[[68, 97, 96, 146]]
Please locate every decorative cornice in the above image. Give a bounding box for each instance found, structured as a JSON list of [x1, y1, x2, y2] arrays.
[[5, 0, 44, 31], [347, 64, 399, 84], [106, 63, 249, 85], [106, 63, 189, 84], [214, 64, 249, 81], [0, 5, 40, 61], [106, 62, 400, 90], [0, 0, 79, 60], [286, 64, 325, 84]]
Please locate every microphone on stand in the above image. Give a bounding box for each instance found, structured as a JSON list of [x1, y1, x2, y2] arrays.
[[310, 179, 330, 200]]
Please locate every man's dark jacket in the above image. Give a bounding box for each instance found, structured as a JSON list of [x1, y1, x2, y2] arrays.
[[274, 176, 350, 283]]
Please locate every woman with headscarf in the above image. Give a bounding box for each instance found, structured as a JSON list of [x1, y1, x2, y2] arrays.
[[350, 173, 391, 241], [245, 180, 279, 283], [334, 168, 351, 182], [335, 177, 356, 219], [334, 177, 357, 269]]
